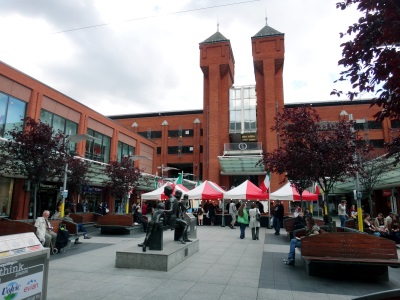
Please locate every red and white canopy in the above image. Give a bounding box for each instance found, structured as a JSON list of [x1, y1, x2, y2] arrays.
[[270, 182, 318, 201], [185, 180, 225, 200], [224, 180, 269, 200], [141, 182, 189, 200]]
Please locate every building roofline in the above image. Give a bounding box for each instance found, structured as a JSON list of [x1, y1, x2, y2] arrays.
[[284, 99, 374, 108], [108, 109, 204, 119]]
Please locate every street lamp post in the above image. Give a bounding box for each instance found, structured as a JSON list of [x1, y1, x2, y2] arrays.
[[60, 134, 97, 218], [157, 164, 179, 183]]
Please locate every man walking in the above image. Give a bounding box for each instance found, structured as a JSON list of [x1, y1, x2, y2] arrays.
[[229, 200, 237, 229]]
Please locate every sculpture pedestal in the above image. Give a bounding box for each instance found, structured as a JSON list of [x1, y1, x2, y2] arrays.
[[115, 237, 199, 271]]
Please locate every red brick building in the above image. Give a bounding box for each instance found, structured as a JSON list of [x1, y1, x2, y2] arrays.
[[0, 61, 156, 219], [111, 24, 389, 185]]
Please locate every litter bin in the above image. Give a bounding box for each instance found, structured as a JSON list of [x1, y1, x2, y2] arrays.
[[184, 212, 197, 239], [0, 232, 50, 300]]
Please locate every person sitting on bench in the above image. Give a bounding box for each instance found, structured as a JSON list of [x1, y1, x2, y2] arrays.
[[35, 210, 57, 248], [63, 209, 92, 244], [283, 216, 320, 266]]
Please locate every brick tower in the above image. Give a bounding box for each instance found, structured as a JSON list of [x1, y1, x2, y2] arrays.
[[252, 18, 285, 191], [199, 27, 235, 185]]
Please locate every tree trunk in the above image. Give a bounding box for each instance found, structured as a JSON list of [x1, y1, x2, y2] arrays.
[[33, 183, 38, 220], [368, 192, 373, 217]]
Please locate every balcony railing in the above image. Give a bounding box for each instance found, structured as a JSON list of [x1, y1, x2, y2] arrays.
[[223, 142, 262, 156]]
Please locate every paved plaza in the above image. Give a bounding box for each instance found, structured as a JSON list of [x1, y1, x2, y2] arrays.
[[47, 224, 400, 300]]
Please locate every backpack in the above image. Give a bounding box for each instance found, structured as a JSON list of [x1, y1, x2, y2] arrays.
[[198, 208, 203, 215]]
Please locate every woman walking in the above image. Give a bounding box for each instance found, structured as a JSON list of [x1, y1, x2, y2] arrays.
[[237, 202, 249, 239], [249, 202, 260, 240]]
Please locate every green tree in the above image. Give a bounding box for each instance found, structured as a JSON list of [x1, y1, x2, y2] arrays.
[[357, 150, 386, 216], [0, 117, 68, 219]]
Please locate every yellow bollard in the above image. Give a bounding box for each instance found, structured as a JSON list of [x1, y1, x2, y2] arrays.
[[357, 207, 363, 231], [60, 202, 65, 218]]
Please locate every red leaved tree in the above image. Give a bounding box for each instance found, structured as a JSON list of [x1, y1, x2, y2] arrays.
[[260, 106, 363, 230], [0, 117, 68, 219], [332, 1, 400, 159], [103, 156, 141, 214]]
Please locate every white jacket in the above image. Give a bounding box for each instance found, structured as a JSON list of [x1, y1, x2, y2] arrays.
[[34, 217, 52, 243]]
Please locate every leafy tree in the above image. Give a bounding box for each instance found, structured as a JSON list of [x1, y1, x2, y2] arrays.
[[103, 156, 141, 214], [357, 150, 386, 216], [261, 106, 363, 230], [65, 156, 90, 204], [332, 1, 400, 158], [332, 1, 400, 119], [0, 117, 68, 219], [261, 107, 315, 210]]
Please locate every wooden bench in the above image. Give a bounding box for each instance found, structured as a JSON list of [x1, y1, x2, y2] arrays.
[[96, 214, 140, 234], [344, 218, 358, 229], [69, 212, 102, 233], [300, 232, 400, 281], [284, 218, 325, 240], [0, 218, 84, 254], [69, 212, 101, 225]]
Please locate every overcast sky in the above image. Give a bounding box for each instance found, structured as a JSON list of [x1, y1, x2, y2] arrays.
[[0, 0, 365, 117]]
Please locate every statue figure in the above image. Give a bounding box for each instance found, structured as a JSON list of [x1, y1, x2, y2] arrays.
[[137, 202, 166, 252], [164, 186, 189, 244], [137, 185, 191, 252], [174, 190, 192, 243]]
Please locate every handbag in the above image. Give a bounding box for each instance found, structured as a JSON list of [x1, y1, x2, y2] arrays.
[[256, 209, 261, 222]]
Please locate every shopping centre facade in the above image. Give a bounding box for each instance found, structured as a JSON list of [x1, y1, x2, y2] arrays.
[[1, 21, 398, 219]]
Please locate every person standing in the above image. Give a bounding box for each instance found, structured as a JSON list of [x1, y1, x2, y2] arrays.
[[338, 199, 348, 227], [237, 202, 249, 239], [229, 200, 237, 229], [208, 202, 216, 226], [273, 200, 284, 235], [256, 201, 264, 214], [249, 203, 260, 240], [197, 205, 204, 225]]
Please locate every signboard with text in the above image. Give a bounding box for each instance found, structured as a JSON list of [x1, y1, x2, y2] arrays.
[[0, 233, 49, 300]]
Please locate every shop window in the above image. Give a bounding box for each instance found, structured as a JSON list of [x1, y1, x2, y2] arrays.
[[0, 177, 14, 217], [85, 129, 111, 163]]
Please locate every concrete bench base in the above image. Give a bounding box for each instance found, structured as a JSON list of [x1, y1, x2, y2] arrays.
[[115, 238, 199, 271]]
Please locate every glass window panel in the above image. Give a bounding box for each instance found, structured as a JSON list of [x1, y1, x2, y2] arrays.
[[249, 98, 256, 108], [66, 120, 77, 136], [4, 97, 26, 138], [235, 89, 241, 99], [129, 146, 134, 157], [236, 121, 241, 130], [243, 88, 250, 99], [117, 141, 123, 162], [243, 99, 250, 109], [230, 88, 236, 99], [40, 109, 53, 125], [102, 135, 111, 163], [250, 87, 256, 98], [52, 115, 65, 134], [230, 110, 236, 123], [0, 93, 8, 137]]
